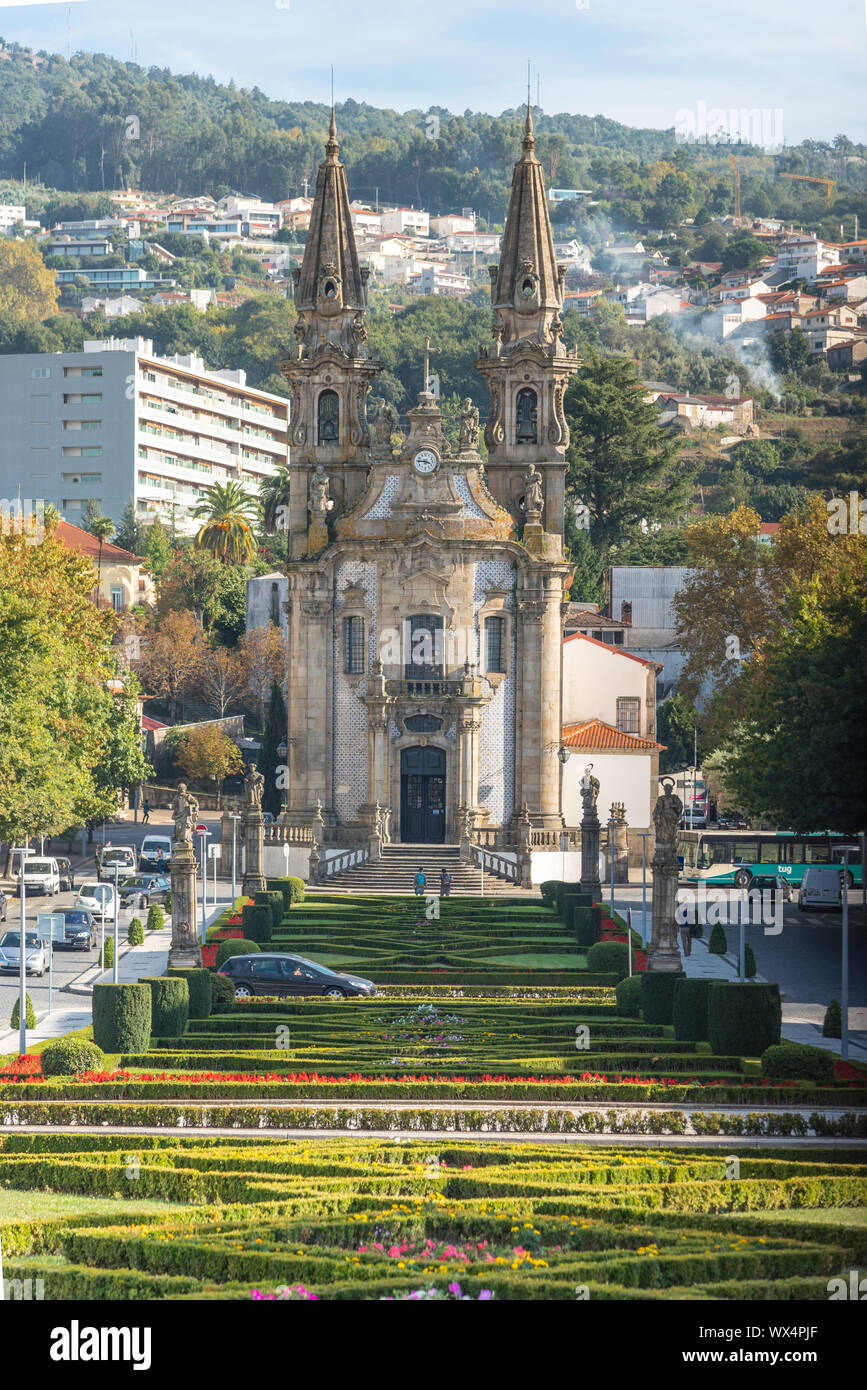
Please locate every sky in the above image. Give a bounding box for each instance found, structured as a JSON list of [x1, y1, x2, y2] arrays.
[[0, 0, 865, 144]]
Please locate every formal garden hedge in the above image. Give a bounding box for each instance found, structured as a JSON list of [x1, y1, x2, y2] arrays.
[[167, 968, 212, 1020], [0, 1136, 865, 1300], [91, 984, 151, 1055], [708, 983, 782, 1057], [141, 977, 189, 1038]]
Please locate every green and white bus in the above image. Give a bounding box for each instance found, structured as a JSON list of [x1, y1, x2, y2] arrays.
[[677, 829, 864, 891]]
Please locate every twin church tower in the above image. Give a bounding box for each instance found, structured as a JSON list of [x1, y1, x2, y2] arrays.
[[278, 105, 580, 866]]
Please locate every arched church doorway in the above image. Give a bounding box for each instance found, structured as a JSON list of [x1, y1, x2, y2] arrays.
[[400, 745, 446, 844]]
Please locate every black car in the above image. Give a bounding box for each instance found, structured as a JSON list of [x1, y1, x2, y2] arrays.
[[56, 857, 75, 892], [218, 953, 376, 1000], [118, 874, 171, 909], [56, 909, 96, 951]]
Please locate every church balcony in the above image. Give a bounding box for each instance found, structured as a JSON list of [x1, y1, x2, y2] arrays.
[[386, 677, 467, 699]]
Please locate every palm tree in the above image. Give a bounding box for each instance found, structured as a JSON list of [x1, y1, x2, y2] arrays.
[[259, 465, 291, 561], [90, 515, 114, 605], [193, 481, 258, 563]]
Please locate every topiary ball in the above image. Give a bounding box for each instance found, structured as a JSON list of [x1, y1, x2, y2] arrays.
[[41, 1037, 105, 1077], [586, 939, 631, 982], [614, 974, 642, 1018], [215, 938, 260, 968]]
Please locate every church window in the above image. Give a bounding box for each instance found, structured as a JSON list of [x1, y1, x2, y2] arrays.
[[520, 277, 535, 298], [616, 697, 641, 735], [343, 616, 365, 675], [404, 713, 443, 734], [406, 614, 444, 680], [515, 387, 538, 444], [323, 280, 337, 300], [485, 617, 506, 674], [318, 389, 339, 445]]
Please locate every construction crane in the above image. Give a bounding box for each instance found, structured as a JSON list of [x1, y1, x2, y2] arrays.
[[779, 173, 837, 201], [728, 153, 741, 220]]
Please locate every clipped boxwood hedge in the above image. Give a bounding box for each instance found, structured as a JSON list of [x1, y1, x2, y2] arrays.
[[209, 972, 236, 1013], [242, 903, 273, 944], [40, 1037, 105, 1077], [708, 982, 781, 1057], [586, 940, 630, 982], [254, 891, 285, 931], [92, 983, 151, 1054], [215, 938, 260, 968], [641, 971, 685, 1026], [166, 968, 212, 1020], [141, 976, 189, 1037], [614, 975, 642, 1019], [568, 902, 601, 948], [267, 876, 305, 909], [761, 1042, 835, 1083], [673, 978, 712, 1042]]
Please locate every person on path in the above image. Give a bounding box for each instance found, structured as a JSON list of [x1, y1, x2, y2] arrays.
[[679, 916, 692, 957], [414, 866, 426, 896], [440, 869, 452, 898], [142, 798, 151, 825]]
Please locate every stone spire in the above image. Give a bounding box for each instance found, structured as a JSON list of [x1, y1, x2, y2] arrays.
[[490, 102, 563, 342], [293, 108, 367, 340]]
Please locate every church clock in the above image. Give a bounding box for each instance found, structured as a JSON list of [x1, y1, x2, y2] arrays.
[[412, 448, 439, 475]]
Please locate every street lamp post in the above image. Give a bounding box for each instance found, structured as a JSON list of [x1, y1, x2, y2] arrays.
[[196, 829, 210, 942], [12, 846, 32, 1055], [608, 813, 616, 917], [113, 862, 120, 984], [837, 844, 859, 1064]]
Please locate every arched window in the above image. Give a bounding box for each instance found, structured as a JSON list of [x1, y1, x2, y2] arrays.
[[317, 389, 339, 445], [485, 616, 506, 674], [515, 387, 538, 444]]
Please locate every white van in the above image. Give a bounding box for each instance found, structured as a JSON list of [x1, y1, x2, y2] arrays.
[[139, 836, 172, 872], [798, 866, 841, 912], [17, 857, 61, 896], [76, 881, 117, 917], [97, 845, 137, 881]]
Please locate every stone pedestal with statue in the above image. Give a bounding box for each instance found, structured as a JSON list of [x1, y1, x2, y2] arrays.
[[167, 783, 202, 969], [241, 765, 267, 897], [578, 766, 602, 902], [647, 777, 684, 972]]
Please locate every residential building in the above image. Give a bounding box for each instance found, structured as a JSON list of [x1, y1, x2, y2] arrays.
[[443, 231, 501, 255], [0, 203, 26, 231], [349, 207, 383, 236], [567, 288, 604, 317], [380, 207, 430, 237], [0, 337, 285, 535], [54, 267, 175, 293], [418, 264, 473, 298], [774, 236, 840, 283], [55, 519, 156, 610], [430, 214, 475, 237], [827, 339, 867, 369], [656, 392, 754, 432], [81, 295, 145, 318]]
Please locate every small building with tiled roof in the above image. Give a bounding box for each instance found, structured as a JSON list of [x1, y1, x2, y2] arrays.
[[56, 519, 156, 611]]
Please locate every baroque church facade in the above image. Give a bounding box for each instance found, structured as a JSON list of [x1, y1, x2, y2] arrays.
[[278, 108, 580, 869]]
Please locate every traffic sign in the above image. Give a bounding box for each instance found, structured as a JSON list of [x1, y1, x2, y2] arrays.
[[207, 844, 221, 859], [36, 913, 66, 943], [195, 824, 209, 835]]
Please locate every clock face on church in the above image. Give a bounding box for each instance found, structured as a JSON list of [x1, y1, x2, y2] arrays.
[[413, 448, 438, 475]]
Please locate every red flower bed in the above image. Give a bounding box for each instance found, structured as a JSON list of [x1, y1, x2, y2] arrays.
[[201, 945, 217, 968], [599, 923, 647, 972]]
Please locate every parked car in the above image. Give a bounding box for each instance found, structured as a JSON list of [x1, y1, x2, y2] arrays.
[[217, 953, 376, 1001], [55, 909, 96, 951], [139, 836, 172, 872], [16, 857, 61, 896], [0, 930, 47, 976], [76, 881, 117, 918], [798, 866, 842, 912], [96, 846, 137, 882], [118, 874, 171, 909], [55, 857, 75, 892]]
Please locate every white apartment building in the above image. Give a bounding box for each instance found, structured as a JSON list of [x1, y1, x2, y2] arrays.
[[380, 207, 430, 237], [443, 230, 501, 255], [350, 206, 383, 235], [430, 214, 474, 237], [774, 236, 840, 283], [0, 338, 286, 536], [0, 203, 26, 232]]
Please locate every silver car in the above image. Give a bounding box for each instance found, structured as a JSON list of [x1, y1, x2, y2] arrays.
[[0, 929, 47, 976]]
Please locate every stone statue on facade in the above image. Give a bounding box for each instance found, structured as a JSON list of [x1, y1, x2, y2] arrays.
[[308, 463, 331, 517], [522, 463, 544, 519], [371, 398, 396, 453], [171, 783, 199, 847], [653, 778, 683, 849], [458, 397, 480, 452], [351, 311, 367, 346], [243, 763, 265, 810], [580, 765, 600, 810]]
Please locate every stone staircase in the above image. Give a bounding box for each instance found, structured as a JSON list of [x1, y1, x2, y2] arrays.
[[312, 843, 535, 897]]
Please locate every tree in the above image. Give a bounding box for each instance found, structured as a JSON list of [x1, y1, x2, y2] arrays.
[[657, 694, 703, 774], [721, 235, 767, 273], [90, 678, 153, 818], [193, 480, 259, 562], [173, 723, 243, 802], [90, 515, 115, 601], [144, 518, 173, 579], [565, 357, 694, 556], [239, 624, 285, 728], [157, 547, 248, 643], [113, 500, 146, 556], [198, 644, 248, 718], [257, 680, 288, 817], [138, 611, 205, 720], [0, 237, 58, 320], [259, 464, 291, 560]]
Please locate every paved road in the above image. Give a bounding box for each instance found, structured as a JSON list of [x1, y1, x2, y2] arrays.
[[0, 812, 225, 1028], [611, 885, 867, 1009]]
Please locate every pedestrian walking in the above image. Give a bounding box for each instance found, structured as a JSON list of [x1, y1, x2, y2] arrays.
[[679, 916, 692, 958], [440, 869, 452, 898], [142, 798, 150, 824], [414, 866, 426, 896]]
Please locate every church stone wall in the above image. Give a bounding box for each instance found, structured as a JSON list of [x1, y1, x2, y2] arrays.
[[474, 558, 517, 826], [332, 558, 377, 823]]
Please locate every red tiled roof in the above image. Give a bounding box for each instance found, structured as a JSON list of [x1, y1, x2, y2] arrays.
[[56, 519, 147, 567], [758, 522, 780, 535], [563, 631, 662, 669], [562, 718, 665, 752], [141, 715, 167, 731]]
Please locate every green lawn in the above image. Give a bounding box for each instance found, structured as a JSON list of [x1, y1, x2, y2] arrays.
[[0, 1190, 188, 1223], [729, 1207, 867, 1229], [485, 952, 587, 968]]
